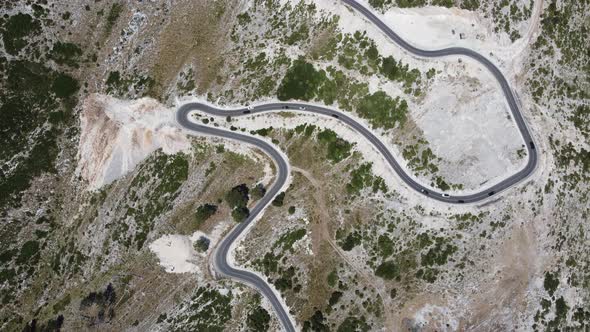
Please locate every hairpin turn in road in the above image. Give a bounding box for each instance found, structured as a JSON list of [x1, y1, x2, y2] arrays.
[[175, 1, 537, 330]]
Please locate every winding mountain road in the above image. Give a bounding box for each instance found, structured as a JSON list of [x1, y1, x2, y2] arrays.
[[175, 0, 537, 331]]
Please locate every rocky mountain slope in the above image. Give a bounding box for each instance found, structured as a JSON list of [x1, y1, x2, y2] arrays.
[[0, 0, 588, 331]]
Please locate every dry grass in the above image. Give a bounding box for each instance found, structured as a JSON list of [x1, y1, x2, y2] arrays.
[[238, 132, 390, 323], [149, 0, 243, 97]]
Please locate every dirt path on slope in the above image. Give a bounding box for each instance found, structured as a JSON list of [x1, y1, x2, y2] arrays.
[[291, 166, 393, 328], [512, 0, 544, 79], [460, 222, 540, 330]]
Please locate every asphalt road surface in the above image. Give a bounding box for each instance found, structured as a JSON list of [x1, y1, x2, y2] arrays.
[[175, 1, 537, 331]]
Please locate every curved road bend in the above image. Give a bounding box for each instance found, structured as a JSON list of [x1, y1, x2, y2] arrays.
[[340, 0, 538, 200], [177, 105, 296, 331], [175, 0, 538, 331]]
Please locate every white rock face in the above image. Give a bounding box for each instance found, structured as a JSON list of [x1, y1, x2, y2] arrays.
[[149, 223, 230, 274], [416, 60, 525, 189], [149, 234, 200, 274], [77, 94, 191, 190]]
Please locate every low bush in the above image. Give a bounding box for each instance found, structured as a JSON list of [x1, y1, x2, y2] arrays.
[[194, 204, 217, 224], [375, 260, 399, 280]]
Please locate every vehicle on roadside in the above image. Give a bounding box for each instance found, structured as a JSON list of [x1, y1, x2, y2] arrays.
[[442, 193, 450, 197]]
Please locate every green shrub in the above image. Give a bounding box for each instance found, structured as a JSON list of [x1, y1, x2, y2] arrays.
[[194, 236, 210, 252], [156, 313, 167, 324], [317, 129, 352, 163], [251, 183, 266, 200], [420, 236, 457, 267], [17, 240, 39, 265], [303, 310, 329, 332], [246, 306, 271, 332], [106, 71, 122, 90], [396, 0, 427, 8], [377, 235, 394, 258], [50, 42, 83, 67], [167, 287, 232, 330], [328, 291, 343, 306], [194, 204, 217, 224], [544, 272, 559, 296], [327, 270, 338, 287], [365, 44, 380, 60], [237, 12, 251, 25], [339, 231, 361, 251], [2, 13, 41, 55], [357, 91, 407, 129], [416, 267, 438, 283], [461, 0, 480, 10], [226, 184, 249, 208], [105, 3, 124, 34], [368, 0, 392, 9], [52, 73, 80, 98], [380, 56, 402, 80], [232, 206, 250, 222], [434, 176, 450, 191], [555, 296, 569, 320], [277, 57, 324, 101], [337, 316, 370, 332], [272, 192, 285, 207], [432, 0, 454, 7], [254, 127, 273, 136], [0, 268, 16, 284], [274, 228, 306, 252], [346, 163, 386, 195], [0, 249, 15, 264], [375, 260, 399, 280]]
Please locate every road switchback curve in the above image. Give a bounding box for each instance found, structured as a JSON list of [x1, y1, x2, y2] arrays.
[[175, 1, 537, 330]]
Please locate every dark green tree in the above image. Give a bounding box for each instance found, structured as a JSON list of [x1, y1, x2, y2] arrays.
[[225, 184, 249, 208], [246, 306, 271, 331]]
